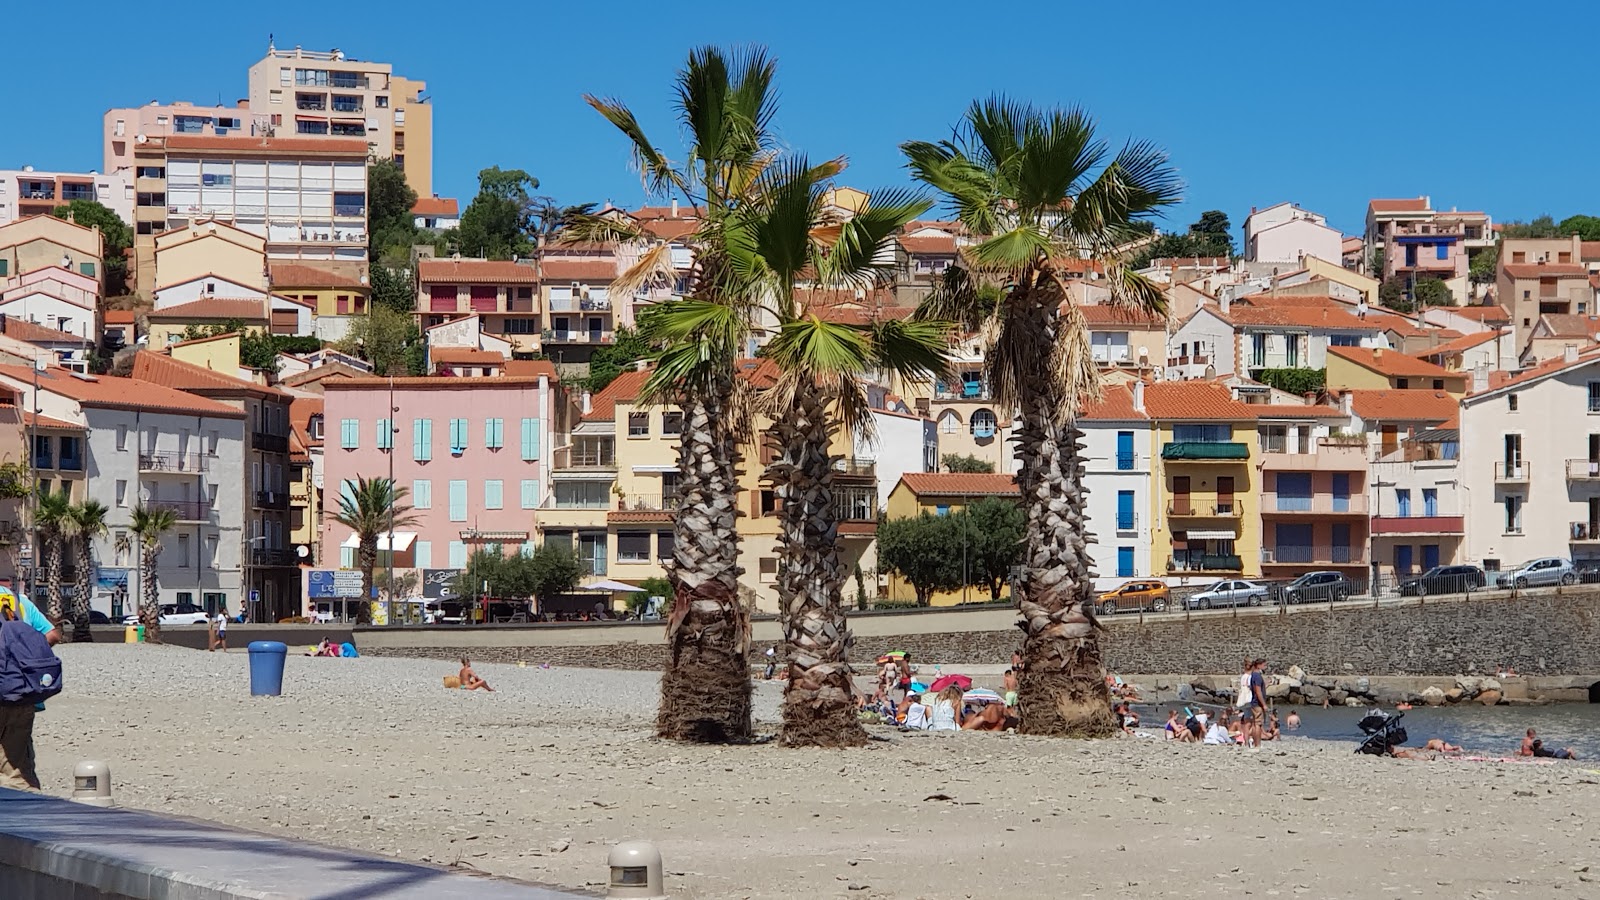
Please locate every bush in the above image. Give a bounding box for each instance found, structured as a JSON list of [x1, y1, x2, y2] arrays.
[[1256, 367, 1325, 396], [277, 616, 310, 624], [871, 598, 924, 610]]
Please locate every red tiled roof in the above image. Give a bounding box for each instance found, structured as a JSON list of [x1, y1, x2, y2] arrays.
[[1327, 345, 1459, 379], [269, 262, 365, 289], [1342, 389, 1457, 422], [417, 259, 538, 285], [411, 197, 459, 217], [0, 317, 86, 344], [1077, 305, 1166, 327], [630, 205, 706, 221], [147, 298, 267, 321], [1582, 241, 1600, 261], [540, 259, 617, 281], [1142, 381, 1257, 420], [290, 397, 323, 449], [735, 357, 780, 389], [899, 234, 958, 255], [1368, 198, 1430, 213], [1502, 263, 1588, 279], [102, 309, 137, 325], [163, 135, 369, 155], [1221, 298, 1372, 330], [168, 330, 242, 350], [22, 411, 82, 430], [1536, 314, 1600, 339], [640, 218, 698, 241], [1412, 330, 1502, 357], [1078, 382, 1147, 420], [431, 347, 506, 367], [897, 473, 1019, 497], [584, 370, 650, 421], [131, 351, 287, 399], [1253, 404, 1347, 419], [1441, 304, 1510, 324], [504, 359, 559, 381], [0, 365, 244, 417], [1476, 345, 1600, 395]]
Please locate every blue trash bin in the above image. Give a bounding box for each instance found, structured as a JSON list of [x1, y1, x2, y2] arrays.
[[247, 641, 288, 696]]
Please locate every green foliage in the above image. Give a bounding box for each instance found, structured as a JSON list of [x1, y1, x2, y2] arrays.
[[1191, 210, 1232, 237], [1379, 275, 1452, 313], [367, 158, 422, 264], [576, 326, 655, 391], [1131, 210, 1234, 268], [1559, 215, 1600, 241], [51, 200, 131, 295], [476, 166, 539, 202], [1413, 277, 1453, 308], [177, 320, 284, 371], [369, 264, 416, 315], [0, 461, 31, 500], [271, 335, 322, 355], [962, 498, 1025, 600], [337, 305, 425, 376], [1256, 367, 1326, 395], [1500, 215, 1560, 239], [941, 453, 995, 474], [457, 193, 530, 260], [878, 502, 1024, 604], [1469, 245, 1497, 284], [1379, 278, 1411, 312], [633, 575, 673, 614], [528, 544, 584, 603], [451, 543, 584, 605], [1369, 248, 1384, 276]]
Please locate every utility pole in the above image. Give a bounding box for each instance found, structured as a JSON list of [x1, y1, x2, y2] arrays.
[[387, 376, 397, 624], [26, 356, 40, 601]]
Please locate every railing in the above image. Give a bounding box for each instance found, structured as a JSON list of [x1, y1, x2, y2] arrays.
[[553, 445, 616, 469], [548, 297, 613, 313], [1261, 493, 1369, 514], [1166, 354, 1210, 368], [333, 204, 366, 218], [140, 452, 209, 473], [254, 490, 289, 509], [1567, 459, 1600, 480], [934, 382, 992, 401], [1161, 442, 1248, 461], [296, 98, 327, 110], [1494, 461, 1530, 482], [252, 432, 289, 454], [57, 454, 84, 472], [1114, 452, 1137, 470], [1262, 546, 1368, 565], [1571, 522, 1600, 542], [616, 493, 680, 512], [1166, 554, 1244, 573], [1115, 513, 1138, 532], [60, 187, 95, 202], [833, 458, 876, 477], [1167, 501, 1242, 518], [251, 548, 295, 566], [545, 331, 614, 344], [331, 99, 363, 113], [146, 500, 211, 521], [1372, 515, 1464, 535], [31, 452, 52, 470]]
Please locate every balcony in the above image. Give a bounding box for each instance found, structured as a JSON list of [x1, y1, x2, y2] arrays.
[[544, 330, 614, 345], [1114, 513, 1139, 534], [1567, 459, 1600, 481], [610, 493, 681, 523], [1572, 522, 1600, 544], [146, 500, 211, 521], [934, 380, 991, 401], [253, 432, 290, 454], [1161, 442, 1248, 461], [548, 297, 613, 313], [255, 490, 290, 510], [1262, 546, 1368, 566], [1261, 493, 1369, 515], [1260, 442, 1368, 472], [60, 185, 95, 202], [1494, 461, 1530, 483], [1166, 554, 1244, 574], [1167, 501, 1243, 518], [57, 453, 84, 472], [1166, 353, 1210, 368], [1372, 515, 1464, 536], [139, 451, 209, 474], [295, 97, 327, 111], [552, 441, 616, 470], [251, 548, 296, 567], [833, 458, 876, 479], [19, 183, 55, 201]]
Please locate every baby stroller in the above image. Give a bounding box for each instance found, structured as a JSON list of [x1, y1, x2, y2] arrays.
[[1356, 710, 1407, 755]]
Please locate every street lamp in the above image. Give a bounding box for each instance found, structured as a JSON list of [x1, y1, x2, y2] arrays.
[[386, 376, 399, 624], [244, 534, 267, 622]]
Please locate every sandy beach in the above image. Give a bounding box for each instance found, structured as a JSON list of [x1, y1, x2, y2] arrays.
[[30, 644, 1600, 899]]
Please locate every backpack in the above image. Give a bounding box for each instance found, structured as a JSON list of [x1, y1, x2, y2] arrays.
[[0, 603, 63, 705]]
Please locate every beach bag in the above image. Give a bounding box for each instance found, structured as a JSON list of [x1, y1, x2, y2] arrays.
[[0, 609, 63, 705], [1234, 672, 1252, 708]]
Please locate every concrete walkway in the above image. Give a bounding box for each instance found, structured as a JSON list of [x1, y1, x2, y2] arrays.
[[0, 788, 593, 899]]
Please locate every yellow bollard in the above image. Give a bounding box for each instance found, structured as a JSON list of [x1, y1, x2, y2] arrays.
[[124, 625, 137, 643]]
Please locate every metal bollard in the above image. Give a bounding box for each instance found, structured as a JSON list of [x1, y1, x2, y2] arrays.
[[71, 760, 113, 807], [607, 841, 666, 899]]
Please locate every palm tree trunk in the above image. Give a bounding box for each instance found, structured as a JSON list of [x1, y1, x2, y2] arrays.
[[770, 390, 865, 749], [141, 545, 163, 643], [1010, 292, 1115, 738], [43, 535, 63, 625], [358, 542, 376, 625], [657, 382, 753, 743], [71, 537, 94, 643]]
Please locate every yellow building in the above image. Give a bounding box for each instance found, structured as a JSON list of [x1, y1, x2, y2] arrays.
[[1302, 255, 1379, 306], [288, 396, 323, 564], [268, 261, 369, 317], [0, 215, 104, 288], [167, 331, 243, 372], [1144, 381, 1263, 579], [1325, 345, 1468, 396], [146, 298, 269, 348], [149, 220, 266, 298], [882, 472, 1020, 606]]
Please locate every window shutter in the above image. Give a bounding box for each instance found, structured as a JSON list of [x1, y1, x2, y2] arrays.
[[449, 479, 467, 521], [484, 480, 503, 509], [448, 541, 466, 569], [376, 418, 392, 450], [486, 418, 504, 449], [413, 540, 432, 568], [340, 418, 358, 449], [411, 479, 431, 509], [450, 418, 467, 453], [520, 479, 539, 509], [413, 418, 432, 461], [520, 418, 539, 460]]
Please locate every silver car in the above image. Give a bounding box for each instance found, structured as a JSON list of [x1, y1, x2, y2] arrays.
[[1186, 579, 1269, 610], [1497, 557, 1576, 589]]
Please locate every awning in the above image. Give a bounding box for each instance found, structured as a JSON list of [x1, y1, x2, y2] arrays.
[[1185, 530, 1237, 540], [631, 465, 678, 473], [1412, 428, 1459, 443], [340, 531, 417, 552], [584, 579, 646, 592]]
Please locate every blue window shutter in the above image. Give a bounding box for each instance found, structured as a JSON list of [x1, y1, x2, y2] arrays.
[[520, 479, 539, 509], [1116, 431, 1134, 470], [1396, 488, 1411, 517], [411, 479, 431, 509], [413, 418, 432, 461], [1436, 242, 1448, 260], [376, 418, 392, 450], [449, 479, 467, 521], [521, 418, 539, 460], [1117, 546, 1135, 578], [340, 418, 358, 449], [450, 418, 466, 453], [413, 541, 432, 568], [448, 541, 466, 569], [1423, 488, 1438, 517], [1116, 490, 1134, 530], [484, 480, 503, 509], [486, 418, 504, 448]]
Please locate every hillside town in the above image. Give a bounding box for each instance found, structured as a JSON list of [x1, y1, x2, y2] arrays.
[[1, 40, 1596, 629]]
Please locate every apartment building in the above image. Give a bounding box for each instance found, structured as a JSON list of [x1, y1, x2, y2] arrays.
[[541, 251, 619, 365], [415, 259, 540, 353], [1370, 425, 1464, 581], [1256, 404, 1369, 580], [1496, 237, 1596, 346], [1081, 305, 1166, 369], [0, 215, 105, 293], [319, 369, 562, 588], [1168, 295, 1384, 380], [1146, 382, 1263, 579], [247, 44, 433, 195], [1242, 202, 1342, 265], [0, 168, 130, 226], [0, 266, 99, 341], [913, 334, 1015, 473], [1078, 381, 1157, 586], [0, 366, 247, 614], [1325, 346, 1468, 396], [891, 223, 962, 305], [881, 473, 1020, 606], [103, 101, 262, 177], [131, 352, 299, 619], [1364, 198, 1492, 299], [287, 396, 324, 565]]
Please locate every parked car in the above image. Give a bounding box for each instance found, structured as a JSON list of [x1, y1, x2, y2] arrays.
[[1576, 563, 1600, 584], [122, 603, 210, 625], [1186, 579, 1270, 610], [1497, 557, 1576, 589], [88, 610, 111, 625], [1399, 565, 1486, 597], [1095, 580, 1169, 615], [1279, 571, 1354, 604]]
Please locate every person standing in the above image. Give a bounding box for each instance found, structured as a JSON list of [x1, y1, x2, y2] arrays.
[[1247, 658, 1270, 748], [212, 608, 229, 652], [0, 587, 59, 790], [763, 646, 777, 680]]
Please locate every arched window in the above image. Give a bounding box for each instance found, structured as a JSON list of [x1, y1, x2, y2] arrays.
[[971, 409, 997, 438], [938, 410, 961, 434]]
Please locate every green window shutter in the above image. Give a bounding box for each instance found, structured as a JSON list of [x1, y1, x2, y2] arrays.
[[448, 479, 467, 521], [486, 418, 504, 449], [411, 479, 431, 509], [413, 418, 432, 461], [484, 479, 503, 509], [79, 262, 95, 276], [520, 479, 539, 509], [449, 418, 467, 453], [413, 541, 432, 568], [376, 418, 392, 450], [520, 418, 539, 460], [0, 260, 8, 276], [340, 419, 358, 449]]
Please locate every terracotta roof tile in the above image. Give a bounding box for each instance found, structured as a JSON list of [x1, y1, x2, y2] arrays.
[[1368, 198, 1430, 213], [1142, 381, 1257, 420], [1502, 263, 1588, 278], [1412, 330, 1503, 358], [504, 359, 559, 381], [1535, 314, 1600, 339], [23, 411, 82, 430], [1220, 298, 1373, 330], [640, 218, 698, 241], [897, 473, 1019, 497], [430, 347, 506, 367], [1077, 305, 1166, 327], [1474, 345, 1600, 396], [102, 309, 137, 325], [1078, 382, 1147, 420], [0, 317, 87, 344], [1443, 305, 1510, 323], [540, 259, 617, 282], [411, 197, 459, 216], [269, 262, 365, 289], [630, 205, 706, 221], [1327, 345, 1459, 379], [1252, 404, 1347, 419], [417, 259, 538, 285], [290, 397, 323, 449], [898, 234, 958, 255], [735, 357, 781, 389], [131, 351, 287, 399], [1343, 389, 1457, 422], [1582, 241, 1600, 261], [583, 370, 650, 421], [162, 135, 368, 155], [147, 298, 267, 321], [0, 365, 244, 417]]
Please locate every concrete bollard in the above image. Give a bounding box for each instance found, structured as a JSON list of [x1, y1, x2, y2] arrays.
[[607, 841, 666, 898], [71, 760, 113, 807]]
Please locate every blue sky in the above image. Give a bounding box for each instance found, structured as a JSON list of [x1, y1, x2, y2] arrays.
[[7, 0, 1599, 238]]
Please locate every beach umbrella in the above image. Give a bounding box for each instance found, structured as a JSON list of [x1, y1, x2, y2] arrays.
[[876, 650, 908, 664], [963, 688, 1004, 705], [929, 674, 973, 693]]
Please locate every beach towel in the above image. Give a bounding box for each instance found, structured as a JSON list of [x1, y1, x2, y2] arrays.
[[340, 643, 358, 658]]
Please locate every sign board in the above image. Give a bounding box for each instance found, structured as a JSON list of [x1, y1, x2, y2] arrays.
[[422, 569, 462, 599], [308, 569, 366, 599], [249, 590, 260, 603]]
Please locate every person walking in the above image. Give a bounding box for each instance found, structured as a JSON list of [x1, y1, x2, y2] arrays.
[[0, 587, 59, 790], [212, 607, 229, 652]]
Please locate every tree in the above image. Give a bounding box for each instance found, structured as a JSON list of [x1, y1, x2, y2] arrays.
[[1129, 210, 1232, 268], [1469, 245, 1498, 284], [337, 305, 425, 376], [328, 477, 419, 624], [942, 453, 995, 474], [63, 500, 109, 642], [877, 513, 965, 605], [1191, 209, 1232, 238], [907, 97, 1181, 736], [1380, 276, 1452, 313], [1414, 277, 1453, 308], [456, 166, 541, 260], [477, 166, 539, 203], [129, 504, 177, 642], [635, 576, 673, 615], [962, 498, 1025, 601], [1501, 215, 1560, 239], [51, 200, 132, 296], [577, 326, 655, 392], [1559, 215, 1600, 242], [34, 490, 73, 625], [1256, 368, 1326, 396], [526, 544, 583, 608], [369, 264, 416, 315], [367, 157, 420, 263]]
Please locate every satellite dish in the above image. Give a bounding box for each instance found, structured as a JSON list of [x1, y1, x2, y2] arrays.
[[295, 545, 309, 559], [134, 134, 148, 145]]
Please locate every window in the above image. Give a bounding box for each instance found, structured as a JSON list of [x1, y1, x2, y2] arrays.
[[449, 418, 468, 453], [662, 412, 683, 436], [413, 418, 432, 461], [1589, 382, 1600, 414], [376, 418, 392, 450], [1504, 495, 1523, 534], [340, 418, 358, 449], [1396, 488, 1412, 517], [617, 532, 651, 563], [1117, 546, 1135, 578], [1329, 334, 1361, 347], [1173, 424, 1231, 443], [1432, 379, 1443, 390], [935, 504, 950, 516], [135, 192, 165, 207], [485, 418, 504, 449], [296, 120, 329, 136], [657, 531, 675, 563], [200, 172, 233, 187], [1436, 243, 1449, 261], [1396, 378, 1410, 389], [333, 192, 365, 217], [971, 409, 998, 437], [340, 545, 356, 568], [1116, 431, 1135, 470], [484, 480, 503, 509], [758, 557, 778, 582], [628, 412, 649, 437], [376, 96, 389, 108], [32, 435, 52, 470], [58, 436, 82, 470], [414, 541, 432, 568], [1509, 394, 1518, 412], [412, 479, 431, 509], [520, 479, 540, 509], [308, 416, 323, 441], [1116, 490, 1135, 530], [1423, 488, 1438, 517], [938, 411, 960, 434], [115, 479, 127, 507], [448, 541, 467, 569], [177, 534, 191, 568], [520, 418, 539, 460], [449, 480, 467, 521]]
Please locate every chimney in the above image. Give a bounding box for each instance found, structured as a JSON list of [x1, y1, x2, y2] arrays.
[[581, 390, 592, 415], [1565, 344, 1580, 364], [1471, 364, 1489, 394], [670, 198, 678, 217], [1372, 346, 1382, 363], [1338, 390, 1352, 415], [1219, 290, 1231, 314], [634, 359, 648, 372], [1132, 379, 1146, 413]]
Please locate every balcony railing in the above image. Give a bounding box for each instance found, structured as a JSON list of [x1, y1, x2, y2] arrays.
[[833, 458, 876, 478], [146, 500, 211, 521], [1167, 501, 1242, 518], [1494, 461, 1530, 482], [1115, 513, 1139, 533], [552, 443, 616, 469], [1567, 459, 1600, 481], [544, 331, 614, 345], [1166, 354, 1210, 368], [548, 297, 613, 313], [253, 432, 289, 454], [296, 98, 327, 110], [251, 548, 296, 567], [1372, 515, 1464, 535], [1261, 493, 1369, 514], [934, 382, 992, 401], [1262, 546, 1368, 565], [139, 452, 209, 473], [255, 490, 290, 509], [1166, 554, 1244, 573], [57, 454, 84, 472], [1161, 442, 1249, 461], [1571, 522, 1600, 543]]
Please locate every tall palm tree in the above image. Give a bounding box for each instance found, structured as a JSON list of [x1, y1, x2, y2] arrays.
[[328, 476, 418, 625], [579, 46, 792, 743], [129, 504, 178, 642], [34, 489, 72, 626], [63, 500, 109, 642], [904, 98, 1180, 737]]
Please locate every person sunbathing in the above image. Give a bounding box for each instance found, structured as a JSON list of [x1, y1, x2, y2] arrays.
[[961, 702, 1017, 731], [1420, 738, 1462, 753], [458, 657, 494, 692], [1531, 739, 1578, 760]]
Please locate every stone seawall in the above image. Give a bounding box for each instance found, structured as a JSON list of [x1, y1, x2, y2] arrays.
[[357, 590, 1600, 678]]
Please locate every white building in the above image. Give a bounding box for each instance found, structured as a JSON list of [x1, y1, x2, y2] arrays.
[[0, 167, 132, 226], [0, 366, 248, 612], [1079, 380, 1156, 588], [854, 403, 938, 513], [152, 273, 314, 336], [1168, 296, 1387, 380], [1243, 202, 1344, 265], [0, 266, 99, 339]]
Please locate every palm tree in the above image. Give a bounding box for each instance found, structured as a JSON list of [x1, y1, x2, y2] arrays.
[[129, 504, 178, 642], [328, 476, 418, 624], [63, 500, 109, 643], [579, 46, 792, 742], [904, 98, 1180, 736], [34, 490, 72, 626]]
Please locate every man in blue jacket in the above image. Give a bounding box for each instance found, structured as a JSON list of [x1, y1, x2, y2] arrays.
[[0, 586, 58, 790]]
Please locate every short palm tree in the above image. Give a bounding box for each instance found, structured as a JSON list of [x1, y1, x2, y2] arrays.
[[63, 500, 109, 642], [129, 504, 178, 642], [904, 98, 1180, 736], [34, 489, 72, 625], [328, 476, 418, 624]]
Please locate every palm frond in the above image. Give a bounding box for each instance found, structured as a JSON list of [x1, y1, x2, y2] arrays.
[[582, 96, 681, 197], [1062, 141, 1181, 256], [637, 300, 750, 403], [867, 317, 953, 386], [1013, 106, 1105, 216], [960, 95, 1031, 175], [724, 46, 780, 151], [912, 264, 1000, 333], [967, 226, 1052, 270], [901, 140, 1002, 236], [611, 243, 679, 299], [820, 188, 931, 284], [760, 315, 877, 437], [558, 212, 646, 246]]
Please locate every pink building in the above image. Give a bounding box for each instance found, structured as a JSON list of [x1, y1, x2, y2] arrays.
[[318, 369, 564, 582]]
